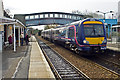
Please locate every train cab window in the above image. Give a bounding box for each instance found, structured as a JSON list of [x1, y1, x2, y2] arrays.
[[68, 27, 74, 38], [84, 25, 104, 37]]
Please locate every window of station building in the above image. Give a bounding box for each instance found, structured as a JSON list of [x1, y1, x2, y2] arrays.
[[30, 15, 34, 19], [50, 14, 53, 17], [45, 14, 48, 18], [25, 16, 29, 20], [40, 14, 43, 18], [35, 15, 39, 19]]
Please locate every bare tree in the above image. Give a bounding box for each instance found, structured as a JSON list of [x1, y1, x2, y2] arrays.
[[72, 10, 103, 19], [5, 9, 10, 15]]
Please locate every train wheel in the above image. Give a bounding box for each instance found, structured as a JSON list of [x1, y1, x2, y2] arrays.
[[69, 44, 73, 50], [75, 48, 79, 54]]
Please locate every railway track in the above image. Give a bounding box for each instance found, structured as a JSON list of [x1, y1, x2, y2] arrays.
[[99, 57, 120, 74], [84, 55, 120, 77], [37, 39, 90, 80]]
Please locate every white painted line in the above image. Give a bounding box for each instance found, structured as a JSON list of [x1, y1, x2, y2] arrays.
[[11, 57, 24, 78]]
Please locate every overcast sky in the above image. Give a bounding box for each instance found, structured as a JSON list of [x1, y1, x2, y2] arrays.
[[2, 0, 120, 18]]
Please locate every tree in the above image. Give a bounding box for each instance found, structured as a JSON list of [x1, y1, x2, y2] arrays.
[[44, 25, 56, 30], [72, 10, 103, 19]]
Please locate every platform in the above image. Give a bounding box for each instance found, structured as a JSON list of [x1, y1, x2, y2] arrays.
[[28, 36, 55, 78], [107, 42, 120, 51]]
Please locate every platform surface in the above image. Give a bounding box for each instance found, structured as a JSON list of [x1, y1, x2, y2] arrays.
[[28, 36, 55, 78]]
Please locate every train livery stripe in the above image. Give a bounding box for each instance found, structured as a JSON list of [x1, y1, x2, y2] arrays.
[[83, 21, 102, 24], [72, 25, 83, 47]]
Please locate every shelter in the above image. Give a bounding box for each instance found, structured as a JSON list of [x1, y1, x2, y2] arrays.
[[0, 17, 26, 52]]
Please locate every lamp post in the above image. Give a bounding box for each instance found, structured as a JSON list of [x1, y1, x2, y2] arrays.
[[112, 14, 114, 19], [96, 11, 114, 38], [96, 11, 114, 20]]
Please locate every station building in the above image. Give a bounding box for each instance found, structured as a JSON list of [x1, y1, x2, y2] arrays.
[[0, 0, 26, 52]]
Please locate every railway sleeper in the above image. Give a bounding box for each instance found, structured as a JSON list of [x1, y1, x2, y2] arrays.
[[61, 74, 81, 77], [59, 72, 76, 74], [56, 68, 72, 70], [57, 70, 72, 72], [62, 77, 84, 80], [62, 76, 83, 80]]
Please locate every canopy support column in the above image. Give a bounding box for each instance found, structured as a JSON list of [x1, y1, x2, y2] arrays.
[[18, 27, 20, 46], [14, 24, 16, 52]]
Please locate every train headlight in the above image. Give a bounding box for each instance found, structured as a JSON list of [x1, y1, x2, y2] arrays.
[[83, 40, 89, 44], [102, 39, 107, 43]]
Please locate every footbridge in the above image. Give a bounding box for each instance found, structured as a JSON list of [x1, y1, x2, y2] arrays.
[[14, 12, 84, 26]]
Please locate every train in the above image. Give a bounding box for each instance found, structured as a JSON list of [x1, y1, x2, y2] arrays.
[[41, 18, 107, 54]]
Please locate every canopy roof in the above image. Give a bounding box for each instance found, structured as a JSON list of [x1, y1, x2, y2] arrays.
[[0, 17, 25, 28]]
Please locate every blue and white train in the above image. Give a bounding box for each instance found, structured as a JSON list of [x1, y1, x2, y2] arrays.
[[41, 18, 107, 54]]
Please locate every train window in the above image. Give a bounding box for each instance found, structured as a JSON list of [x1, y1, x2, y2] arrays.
[[68, 27, 74, 38], [61, 30, 66, 37], [56, 30, 60, 34]]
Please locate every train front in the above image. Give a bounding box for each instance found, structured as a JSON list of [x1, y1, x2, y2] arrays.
[[78, 19, 107, 53]]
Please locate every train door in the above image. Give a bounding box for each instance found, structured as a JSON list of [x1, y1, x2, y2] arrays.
[[68, 27, 75, 40]]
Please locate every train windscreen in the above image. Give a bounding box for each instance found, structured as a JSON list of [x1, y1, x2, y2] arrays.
[[84, 24, 104, 37]]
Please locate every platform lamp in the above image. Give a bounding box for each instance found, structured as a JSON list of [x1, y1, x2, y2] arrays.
[[96, 11, 114, 38], [96, 11, 114, 22], [112, 14, 114, 19]]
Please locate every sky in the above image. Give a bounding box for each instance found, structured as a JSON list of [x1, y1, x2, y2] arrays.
[[2, 0, 120, 18]]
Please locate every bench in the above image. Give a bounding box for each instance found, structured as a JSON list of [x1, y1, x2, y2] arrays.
[[4, 42, 13, 49]]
